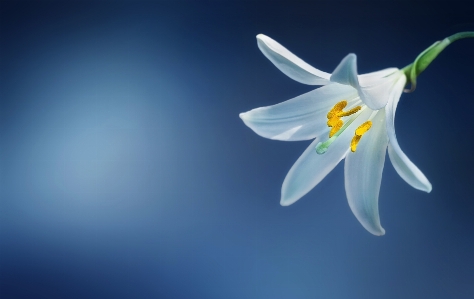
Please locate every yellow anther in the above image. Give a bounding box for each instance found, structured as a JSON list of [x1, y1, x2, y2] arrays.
[[351, 121, 372, 152], [337, 106, 361, 117], [327, 100, 348, 119], [355, 121, 372, 135], [327, 118, 343, 137], [326, 101, 362, 138]]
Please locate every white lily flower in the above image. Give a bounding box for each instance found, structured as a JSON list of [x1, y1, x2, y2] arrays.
[[240, 34, 432, 236]]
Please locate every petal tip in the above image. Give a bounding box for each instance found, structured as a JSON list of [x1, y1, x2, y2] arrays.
[[368, 226, 385, 236], [239, 111, 251, 122], [256, 34, 269, 45], [280, 196, 294, 206], [342, 53, 357, 64], [347, 53, 357, 59], [330, 53, 359, 86], [374, 229, 385, 236], [280, 191, 298, 206], [424, 183, 433, 193]]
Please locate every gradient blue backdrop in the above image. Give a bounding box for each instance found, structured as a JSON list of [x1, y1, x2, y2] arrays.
[[1, 1, 473, 298]]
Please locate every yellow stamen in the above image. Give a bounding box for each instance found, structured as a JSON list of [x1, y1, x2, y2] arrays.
[[326, 100, 362, 138], [351, 121, 372, 152], [337, 106, 361, 117], [327, 100, 347, 119], [327, 118, 343, 137]]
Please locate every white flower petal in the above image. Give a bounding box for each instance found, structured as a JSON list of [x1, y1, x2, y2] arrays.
[[281, 108, 373, 206], [240, 84, 357, 141], [257, 34, 331, 85], [386, 76, 432, 192], [387, 144, 432, 192], [329, 53, 360, 87], [358, 68, 399, 83], [330, 54, 400, 110], [358, 70, 402, 109], [344, 109, 388, 236]]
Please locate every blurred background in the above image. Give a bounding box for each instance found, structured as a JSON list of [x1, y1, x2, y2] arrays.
[[1, 1, 473, 298]]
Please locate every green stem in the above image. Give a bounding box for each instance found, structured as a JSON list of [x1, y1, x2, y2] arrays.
[[403, 31, 474, 92], [447, 31, 474, 42]]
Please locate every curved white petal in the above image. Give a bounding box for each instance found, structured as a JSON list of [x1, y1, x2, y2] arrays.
[[330, 54, 400, 110], [387, 144, 432, 192], [257, 34, 331, 85], [281, 108, 372, 206], [358, 68, 399, 82], [386, 76, 432, 192], [345, 109, 388, 236], [329, 53, 359, 87], [240, 84, 358, 141]]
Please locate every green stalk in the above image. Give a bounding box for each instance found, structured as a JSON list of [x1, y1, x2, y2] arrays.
[[402, 31, 474, 92]]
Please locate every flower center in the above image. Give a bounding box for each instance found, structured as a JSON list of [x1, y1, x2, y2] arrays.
[[315, 100, 373, 154], [326, 100, 361, 138]]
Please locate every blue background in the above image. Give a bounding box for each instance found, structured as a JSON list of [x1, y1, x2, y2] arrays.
[[1, 1, 473, 298]]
